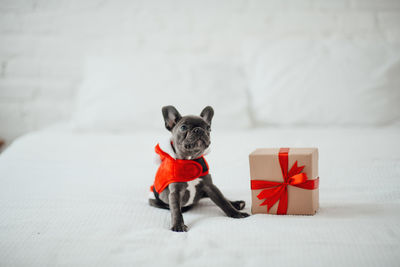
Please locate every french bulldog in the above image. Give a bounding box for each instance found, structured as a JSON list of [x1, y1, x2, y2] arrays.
[[149, 105, 249, 232]]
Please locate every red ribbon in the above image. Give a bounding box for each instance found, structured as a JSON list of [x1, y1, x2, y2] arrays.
[[250, 148, 319, 215]]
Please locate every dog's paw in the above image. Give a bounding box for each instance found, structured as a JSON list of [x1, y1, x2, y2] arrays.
[[171, 223, 188, 232], [229, 211, 250, 219], [231, 200, 246, 210]]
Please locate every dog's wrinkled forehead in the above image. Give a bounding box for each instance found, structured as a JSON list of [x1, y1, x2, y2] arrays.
[[176, 116, 209, 129]]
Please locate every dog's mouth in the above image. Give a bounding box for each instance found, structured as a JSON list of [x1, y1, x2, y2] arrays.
[[184, 139, 205, 150], [183, 135, 210, 151]]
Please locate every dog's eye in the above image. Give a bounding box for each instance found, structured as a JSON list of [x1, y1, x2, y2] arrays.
[[206, 125, 211, 132], [180, 125, 187, 131]]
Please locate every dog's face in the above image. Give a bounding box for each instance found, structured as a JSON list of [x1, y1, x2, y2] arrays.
[[162, 105, 214, 159]]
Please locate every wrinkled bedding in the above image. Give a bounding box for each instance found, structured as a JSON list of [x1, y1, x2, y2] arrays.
[[0, 127, 399, 267]]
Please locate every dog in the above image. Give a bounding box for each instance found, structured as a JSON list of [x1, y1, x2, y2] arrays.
[[149, 105, 249, 232]]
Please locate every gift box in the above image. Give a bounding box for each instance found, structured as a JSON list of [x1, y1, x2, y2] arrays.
[[249, 148, 319, 215]]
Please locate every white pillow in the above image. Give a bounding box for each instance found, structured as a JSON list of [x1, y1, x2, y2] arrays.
[[73, 51, 250, 132], [243, 39, 400, 126]]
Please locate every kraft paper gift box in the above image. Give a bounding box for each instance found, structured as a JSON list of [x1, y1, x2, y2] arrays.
[[249, 148, 319, 215]]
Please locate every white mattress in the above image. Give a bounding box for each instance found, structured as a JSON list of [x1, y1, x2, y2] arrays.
[[0, 127, 399, 267]]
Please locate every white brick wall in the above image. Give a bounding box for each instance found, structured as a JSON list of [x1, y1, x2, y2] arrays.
[[0, 0, 399, 145]]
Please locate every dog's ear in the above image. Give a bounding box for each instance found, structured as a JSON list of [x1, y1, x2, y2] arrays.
[[200, 106, 214, 125], [162, 105, 182, 131]]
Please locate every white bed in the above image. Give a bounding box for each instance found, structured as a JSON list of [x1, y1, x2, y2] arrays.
[[1, 126, 399, 266]]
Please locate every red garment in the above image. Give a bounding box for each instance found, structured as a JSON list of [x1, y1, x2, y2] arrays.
[[151, 143, 209, 194]]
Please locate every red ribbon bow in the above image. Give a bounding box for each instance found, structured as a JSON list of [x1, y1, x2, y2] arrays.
[[250, 148, 319, 214]]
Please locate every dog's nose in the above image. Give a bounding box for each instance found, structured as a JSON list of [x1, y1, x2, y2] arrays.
[[193, 127, 202, 134]]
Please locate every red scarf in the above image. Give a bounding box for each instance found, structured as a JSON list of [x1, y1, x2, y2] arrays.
[[151, 143, 209, 194]]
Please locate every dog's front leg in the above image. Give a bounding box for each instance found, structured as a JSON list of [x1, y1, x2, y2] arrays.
[[168, 183, 188, 232]]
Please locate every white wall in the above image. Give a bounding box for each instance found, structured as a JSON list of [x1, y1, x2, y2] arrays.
[[1, 0, 400, 144]]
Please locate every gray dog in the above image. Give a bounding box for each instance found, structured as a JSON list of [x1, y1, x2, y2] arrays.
[[149, 105, 249, 232]]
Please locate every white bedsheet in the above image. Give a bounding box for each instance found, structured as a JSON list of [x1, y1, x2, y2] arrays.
[[0, 127, 399, 267]]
